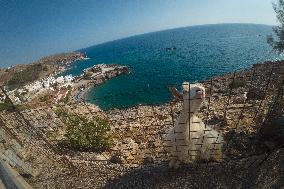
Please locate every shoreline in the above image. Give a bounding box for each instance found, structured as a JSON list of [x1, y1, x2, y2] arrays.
[[77, 60, 284, 111], [2, 59, 283, 188], [0, 51, 87, 89], [70, 64, 129, 104], [4, 56, 282, 111], [104, 59, 284, 165], [73, 81, 93, 103]]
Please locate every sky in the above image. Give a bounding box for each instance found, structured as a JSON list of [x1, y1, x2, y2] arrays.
[[0, 0, 277, 67]]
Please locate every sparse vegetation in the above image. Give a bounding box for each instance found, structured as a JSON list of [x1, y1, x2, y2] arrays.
[[39, 94, 51, 102], [0, 98, 25, 111], [37, 52, 84, 65], [63, 90, 72, 103], [0, 100, 14, 111], [259, 81, 284, 144], [228, 79, 246, 89], [7, 64, 43, 90], [1, 52, 84, 89], [56, 109, 112, 152]]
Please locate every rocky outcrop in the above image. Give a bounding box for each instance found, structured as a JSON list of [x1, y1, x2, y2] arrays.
[[82, 64, 129, 80], [1, 60, 283, 188]]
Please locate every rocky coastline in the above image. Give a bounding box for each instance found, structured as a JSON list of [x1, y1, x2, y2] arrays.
[[71, 64, 130, 103], [1, 60, 283, 188], [1, 53, 129, 107], [0, 52, 86, 88]]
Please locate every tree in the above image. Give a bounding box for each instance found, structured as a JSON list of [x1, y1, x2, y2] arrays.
[[267, 0, 284, 54]]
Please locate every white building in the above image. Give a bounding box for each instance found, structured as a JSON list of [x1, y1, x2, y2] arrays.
[[13, 74, 74, 102]]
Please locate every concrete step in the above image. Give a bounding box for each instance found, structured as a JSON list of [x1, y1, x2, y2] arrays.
[[0, 177, 6, 189], [0, 150, 37, 177], [0, 128, 30, 161], [0, 159, 33, 189]]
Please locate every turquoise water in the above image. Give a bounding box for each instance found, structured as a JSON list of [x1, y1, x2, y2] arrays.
[[63, 24, 279, 110]]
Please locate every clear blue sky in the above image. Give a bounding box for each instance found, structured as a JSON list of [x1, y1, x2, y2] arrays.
[[0, 0, 277, 67]]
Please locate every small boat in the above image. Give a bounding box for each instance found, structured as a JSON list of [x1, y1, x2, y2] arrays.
[[166, 47, 177, 51]]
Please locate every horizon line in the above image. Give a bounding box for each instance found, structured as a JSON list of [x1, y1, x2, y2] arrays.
[[78, 22, 275, 52], [2, 22, 275, 68]]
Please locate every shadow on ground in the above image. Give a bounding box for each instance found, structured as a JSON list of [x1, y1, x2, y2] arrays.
[[102, 148, 282, 189]]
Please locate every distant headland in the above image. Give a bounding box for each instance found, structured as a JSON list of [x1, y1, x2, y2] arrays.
[[0, 52, 86, 89], [0, 52, 129, 107]]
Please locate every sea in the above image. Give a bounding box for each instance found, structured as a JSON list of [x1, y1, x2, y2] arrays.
[[62, 24, 279, 110]]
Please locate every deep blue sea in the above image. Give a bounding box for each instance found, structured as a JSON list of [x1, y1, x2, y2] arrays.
[[63, 24, 279, 110]]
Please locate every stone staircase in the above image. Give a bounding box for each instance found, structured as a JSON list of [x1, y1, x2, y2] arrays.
[[0, 177, 6, 189], [0, 113, 37, 188], [0, 121, 36, 177], [0, 159, 33, 189]]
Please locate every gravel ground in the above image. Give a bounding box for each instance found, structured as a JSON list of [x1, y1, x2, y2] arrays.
[[26, 147, 282, 189], [2, 61, 283, 189], [101, 148, 282, 189]]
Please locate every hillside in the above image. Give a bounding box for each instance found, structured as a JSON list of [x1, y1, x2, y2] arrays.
[[0, 52, 85, 90]]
